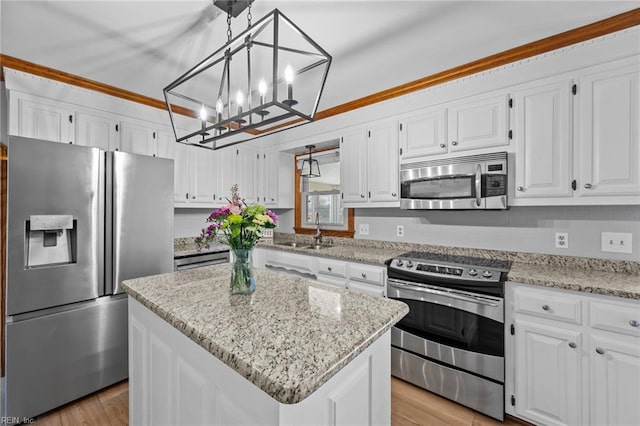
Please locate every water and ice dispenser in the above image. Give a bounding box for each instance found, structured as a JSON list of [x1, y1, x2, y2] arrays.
[[26, 214, 77, 268]]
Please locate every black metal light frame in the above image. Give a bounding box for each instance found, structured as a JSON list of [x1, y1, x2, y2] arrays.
[[163, 8, 332, 150], [300, 144, 321, 178]]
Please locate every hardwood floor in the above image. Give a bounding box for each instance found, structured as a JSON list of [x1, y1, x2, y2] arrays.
[[33, 378, 524, 425]]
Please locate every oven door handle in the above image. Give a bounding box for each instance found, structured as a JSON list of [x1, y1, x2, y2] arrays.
[[389, 280, 500, 307], [475, 163, 482, 207]]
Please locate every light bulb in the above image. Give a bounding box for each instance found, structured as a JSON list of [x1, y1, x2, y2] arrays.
[[199, 105, 207, 121], [236, 90, 244, 106], [216, 98, 224, 114], [284, 64, 294, 84], [258, 79, 267, 96]]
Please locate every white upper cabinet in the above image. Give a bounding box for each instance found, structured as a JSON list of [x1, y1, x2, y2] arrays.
[[260, 151, 278, 206], [447, 92, 510, 153], [173, 142, 190, 203], [10, 94, 75, 143], [236, 146, 260, 204], [399, 107, 447, 160], [119, 120, 156, 156], [155, 127, 176, 160], [189, 146, 215, 204], [213, 148, 236, 205], [340, 128, 368, 204], [367, 121, 399, 202], [340, 121, 399, 207], [576, 62, 640, 197], [513, 78, 573, 198], [75, 111, 120, 151]]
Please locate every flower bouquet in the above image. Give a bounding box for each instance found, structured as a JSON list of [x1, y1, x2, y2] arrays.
[[195, 184, 278, 294]]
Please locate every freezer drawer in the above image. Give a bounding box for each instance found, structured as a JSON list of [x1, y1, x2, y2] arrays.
[[4, 296, 128, 420]]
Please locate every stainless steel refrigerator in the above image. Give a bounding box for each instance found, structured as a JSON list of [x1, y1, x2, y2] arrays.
[[3, 136, 174, 419]]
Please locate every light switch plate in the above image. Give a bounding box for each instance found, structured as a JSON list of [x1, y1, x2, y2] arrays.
[[601, 232, 632, 254]]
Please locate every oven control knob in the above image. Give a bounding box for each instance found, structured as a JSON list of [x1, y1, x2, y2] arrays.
[[395, 259, 404, 267], [482, 270, 493, 278], [405, 260, 414, 268], [468, 269, 478, 276]]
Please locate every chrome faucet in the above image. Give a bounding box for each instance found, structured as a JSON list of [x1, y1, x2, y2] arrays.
[[313, 212, 323, 245]]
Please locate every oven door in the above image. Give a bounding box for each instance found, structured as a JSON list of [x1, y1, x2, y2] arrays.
[[400, 162, 485, 209], [387, 277, 504, 382]]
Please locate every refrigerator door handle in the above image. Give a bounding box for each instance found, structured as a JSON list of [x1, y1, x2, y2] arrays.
[[104, 151, 114, 295]]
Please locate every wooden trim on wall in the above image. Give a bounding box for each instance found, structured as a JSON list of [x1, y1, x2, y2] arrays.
[[1, 9, 638, 131], [1, 143, 6, 378], [294, 147, 355, 238]]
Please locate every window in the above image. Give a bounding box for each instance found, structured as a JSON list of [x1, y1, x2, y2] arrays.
[[294, 145, 354, 237]]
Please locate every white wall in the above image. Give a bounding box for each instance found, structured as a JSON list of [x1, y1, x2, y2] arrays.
[[174, 208, 295, 239], [354, 206, 640, 262]]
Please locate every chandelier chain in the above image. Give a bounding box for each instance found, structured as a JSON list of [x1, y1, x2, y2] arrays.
[[226, 5, 232, 42], [247, 2, 252, 28]]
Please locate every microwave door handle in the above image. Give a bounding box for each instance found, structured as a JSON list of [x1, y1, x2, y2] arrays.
[[389, 280, 499, 307], [475, 164, 482, 207]]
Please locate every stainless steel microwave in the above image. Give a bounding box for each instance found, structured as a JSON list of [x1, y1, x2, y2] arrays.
[[400, 152, 508, 210]]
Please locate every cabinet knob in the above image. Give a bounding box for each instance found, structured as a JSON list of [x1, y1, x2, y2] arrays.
[[568, 342, 577, 349], [595, 347, 605, 355], [451, 141, 458, 146], [517, 186, 524, 191], [361, 194, 365, 198], [439, 143, 446, 148], [391, 192, 397, 197], [361, 273, 367, 279], [584, 183, 593, 189], [327, 267, 332, 272], [192, 196, 196, 200], [271, 198, 275, 201], [542, 304, 550, 311], [630, 320, 640, 328]]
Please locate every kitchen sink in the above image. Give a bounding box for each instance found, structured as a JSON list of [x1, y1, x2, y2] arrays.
[[300, 244, 334, 250]]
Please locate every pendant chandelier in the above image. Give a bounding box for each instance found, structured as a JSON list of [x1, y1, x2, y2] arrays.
[[300, 145, 321, 178], [164, 0, 332, 150]]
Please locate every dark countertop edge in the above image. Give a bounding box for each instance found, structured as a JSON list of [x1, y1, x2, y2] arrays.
[[122, 279, 410, 404]]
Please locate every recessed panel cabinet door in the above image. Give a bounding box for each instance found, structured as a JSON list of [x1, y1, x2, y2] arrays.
[[15, 97, 74, 143], [513, 79, 573, 198], [590, 332, 640, 426], [368, 121, 399, 202], [120, 121, 155, 156], [448, 93, 509, 152], [514, 318, 582, 426], [577, 63, 640, 197], [189, 146, 215, 204], [76, 111, 120, 151], [399, 107, 447, 160], [173, 143, 190, 203], [340, 129, 367, 204]]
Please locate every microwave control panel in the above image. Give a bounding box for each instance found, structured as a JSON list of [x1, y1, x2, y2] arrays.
[[484, 159, 507, 197]]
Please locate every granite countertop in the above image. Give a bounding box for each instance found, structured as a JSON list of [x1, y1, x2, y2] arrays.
[[255, 234, 640, 299], [122, 264, 409, 404]]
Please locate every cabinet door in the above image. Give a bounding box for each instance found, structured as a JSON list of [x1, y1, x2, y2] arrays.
[[340, 129, 367, 203], [189, 146, 215, 204], [448, 93, 509, 152], [76, 111, 119, 151], [120, 121, 155, 156], [155, 127, 176, 160], [367, 121, 399, 202], [577, 63, 640, 197], [590, 332, 640, 426], [14, 97, 74, 143], [262, 152, 278, 206], [399, 107, 447, 160], [213, 148, 235, 205], [236, 147, 259, 204], [514, 80, 573, 198], [514, 318, 582, 426], [173, 143, 190, 203]]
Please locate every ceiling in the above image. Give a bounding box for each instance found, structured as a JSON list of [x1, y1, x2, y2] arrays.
[[1, 1, 638, 113]]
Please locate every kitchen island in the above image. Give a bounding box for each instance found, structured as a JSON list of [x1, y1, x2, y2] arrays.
[[122, 264, 408, 426]]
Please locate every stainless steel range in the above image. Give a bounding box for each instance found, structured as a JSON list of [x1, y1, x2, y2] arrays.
[[386, 252, 510, 420]]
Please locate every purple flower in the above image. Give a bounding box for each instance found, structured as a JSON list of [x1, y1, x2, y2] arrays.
[[266, 209, 278, 224]]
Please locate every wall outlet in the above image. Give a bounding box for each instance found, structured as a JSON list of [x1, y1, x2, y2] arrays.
[[555, 232, 569, 249], [601, 232, 633, 254], [358, 223, 370, 236], [397, 225, 404, 237]]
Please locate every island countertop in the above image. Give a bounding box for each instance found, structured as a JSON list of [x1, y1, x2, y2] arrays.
[[121, 264, 409, 404]]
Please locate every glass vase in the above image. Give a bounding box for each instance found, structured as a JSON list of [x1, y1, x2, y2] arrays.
[[230, 248, 256, 295]]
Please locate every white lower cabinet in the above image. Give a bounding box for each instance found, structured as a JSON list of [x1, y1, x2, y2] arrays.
[[507, 282, 640, 426], [255, 248, 385, 296]]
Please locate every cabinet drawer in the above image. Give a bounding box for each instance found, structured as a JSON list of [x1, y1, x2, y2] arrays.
[[348, 264, 385, 287], [590, 300, 640, 337], [348, 281, 385, 297], [263, 250, 316, 277], [317, 258, 347, 278], [514, 287, 582, 324]]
